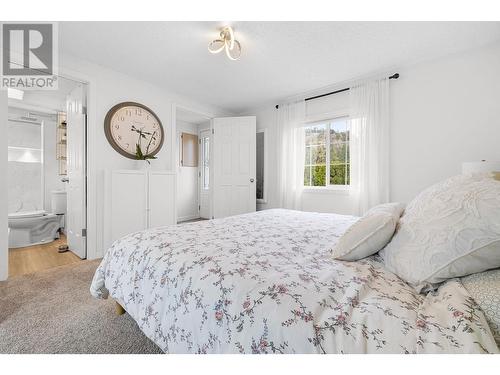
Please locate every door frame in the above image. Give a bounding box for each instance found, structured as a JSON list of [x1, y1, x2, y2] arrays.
[[256, 128, 268, 205], [56, 67, 97, 261], [171, 103, 214, 223], [198, 128, 212, 219], [1, 63, 96, 279], [66, 83, 88, 259]]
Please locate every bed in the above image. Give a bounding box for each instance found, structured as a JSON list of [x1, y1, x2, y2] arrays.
[[90, 209, 499, 354]]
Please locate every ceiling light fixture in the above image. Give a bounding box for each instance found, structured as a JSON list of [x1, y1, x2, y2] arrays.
[[208, 26, 241, 61]]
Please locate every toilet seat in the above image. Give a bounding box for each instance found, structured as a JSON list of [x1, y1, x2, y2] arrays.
[[8, 210, 47, 219]]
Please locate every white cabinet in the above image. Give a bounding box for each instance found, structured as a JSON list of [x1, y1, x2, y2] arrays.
[[105, 170, 176, 246], [148, 171, 176, 228]]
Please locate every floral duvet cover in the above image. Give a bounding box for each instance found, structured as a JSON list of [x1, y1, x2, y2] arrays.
[[90, 209, 499, 353]]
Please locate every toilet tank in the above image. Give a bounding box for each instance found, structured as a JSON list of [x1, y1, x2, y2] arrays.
[[51, 190, 67, 214]]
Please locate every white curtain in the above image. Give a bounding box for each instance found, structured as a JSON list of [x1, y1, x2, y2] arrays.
[[349, 78, 390, 215], [276, 100, 306, 210]]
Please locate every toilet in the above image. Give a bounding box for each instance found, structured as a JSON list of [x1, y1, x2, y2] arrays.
[[8, 190, 67, 249]]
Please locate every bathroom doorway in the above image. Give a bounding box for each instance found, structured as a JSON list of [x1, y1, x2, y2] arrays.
[[7, 76, 88, 277]]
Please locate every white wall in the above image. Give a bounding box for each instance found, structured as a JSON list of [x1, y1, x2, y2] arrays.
[[390, 42, 500, 203], [176, 120, 200, 222], [56, 54, 225, 257], [0, 90, 8, 280], [254, 42, 500, 215]]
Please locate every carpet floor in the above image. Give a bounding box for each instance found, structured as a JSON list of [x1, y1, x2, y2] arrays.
[[0, 260, 162, 354]]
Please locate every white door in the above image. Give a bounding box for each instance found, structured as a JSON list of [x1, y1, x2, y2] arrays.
[[199, 129, 211, 219], [66, 85, 86, 259], [212, 116, 256, 218]]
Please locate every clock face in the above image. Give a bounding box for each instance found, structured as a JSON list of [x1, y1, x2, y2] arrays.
[[104, 102, 164, 159]]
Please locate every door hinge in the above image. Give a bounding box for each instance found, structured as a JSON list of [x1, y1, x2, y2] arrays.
[[211, 129, 214, 135], [198, 171, 201, 177], [198, 205, 201, 211], [81, 228, 87, 237]]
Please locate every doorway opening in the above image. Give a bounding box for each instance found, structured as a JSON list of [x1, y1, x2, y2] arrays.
[[175, 106, 212, 223], [7, 76, 88, 278]]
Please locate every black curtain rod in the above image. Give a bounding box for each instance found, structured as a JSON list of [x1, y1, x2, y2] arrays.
[[275, 73, 399, 109]]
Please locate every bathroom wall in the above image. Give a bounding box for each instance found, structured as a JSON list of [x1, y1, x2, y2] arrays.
[[7, 108, 43, 213], [7, 107, 65, 214]]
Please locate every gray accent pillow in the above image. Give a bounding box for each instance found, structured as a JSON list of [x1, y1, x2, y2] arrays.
[[461, 269, 500, 346]]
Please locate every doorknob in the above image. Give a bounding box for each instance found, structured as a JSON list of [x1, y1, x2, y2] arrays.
[[250, 178, 255, 183], [61, 177, 69, 183]]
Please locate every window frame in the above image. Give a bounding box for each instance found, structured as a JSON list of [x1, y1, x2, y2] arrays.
[[303, 115, 350, 191]]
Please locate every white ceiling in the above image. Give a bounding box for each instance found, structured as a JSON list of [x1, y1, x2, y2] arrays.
[[60, 22, 500, 113], [177, 107, 211, 125]]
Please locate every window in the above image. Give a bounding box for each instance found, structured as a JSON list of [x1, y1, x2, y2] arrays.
[[256, 130, 266, 202], [304, 116, 350, 187], [201, 135, 210, 190]]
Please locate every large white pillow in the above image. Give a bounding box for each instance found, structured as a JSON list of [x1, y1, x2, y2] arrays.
[[380, 173, 500, 292], [332, 202, 405, 261]]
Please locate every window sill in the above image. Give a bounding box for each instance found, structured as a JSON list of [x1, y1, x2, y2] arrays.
[[302, 186, 350, 195]]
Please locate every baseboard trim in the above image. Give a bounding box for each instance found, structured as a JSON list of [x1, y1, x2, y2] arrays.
[[177, 214, 200, 223]]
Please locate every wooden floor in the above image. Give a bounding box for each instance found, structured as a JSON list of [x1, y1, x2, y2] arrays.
[[8, 234, 82, 278]]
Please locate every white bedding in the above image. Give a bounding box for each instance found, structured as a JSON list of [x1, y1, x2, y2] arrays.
[[91, 209, 499, 353]]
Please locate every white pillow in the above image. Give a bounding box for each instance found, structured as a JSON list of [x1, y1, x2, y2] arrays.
[[380, 173, 500, 292], [461, 269, 500, 346], [332, 203, 405, 261]]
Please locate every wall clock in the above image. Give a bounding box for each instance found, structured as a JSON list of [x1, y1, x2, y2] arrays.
[[104, 101, 165, 159]]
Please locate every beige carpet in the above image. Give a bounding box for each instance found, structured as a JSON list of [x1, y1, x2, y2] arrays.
[[0, 260, 162, 354]]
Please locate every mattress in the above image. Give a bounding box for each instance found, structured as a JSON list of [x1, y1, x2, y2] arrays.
[[91, 209, 499, 353]]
